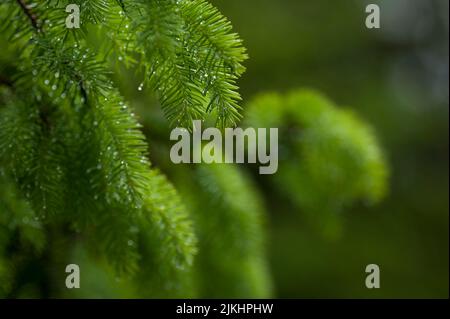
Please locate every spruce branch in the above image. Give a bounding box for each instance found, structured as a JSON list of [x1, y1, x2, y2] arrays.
[[1, 0, 199, 281], [0, 0, 255, 296], [245, 89, 389, 228], [3, 0, 248, 128], [176, 163, 272, 298]]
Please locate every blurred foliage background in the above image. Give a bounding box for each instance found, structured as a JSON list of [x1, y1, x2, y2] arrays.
[[214, 0, 449, 298], [131, 0, 448, 298]]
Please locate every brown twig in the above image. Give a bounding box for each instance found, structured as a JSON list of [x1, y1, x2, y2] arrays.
[[15, 0, 40, 31], [15, 0, 89, 105]]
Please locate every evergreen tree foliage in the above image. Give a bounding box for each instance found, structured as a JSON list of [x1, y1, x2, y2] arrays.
[[0, 1, 390, 298], [245, 89, 389, 237], [110, 109, 273, 298], [0, 0, 246, 297], [176, 164, 272, 298], [0, 170, 46, 296]]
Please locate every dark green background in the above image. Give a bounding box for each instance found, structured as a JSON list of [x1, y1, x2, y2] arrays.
[[208, 0, 448, 298]]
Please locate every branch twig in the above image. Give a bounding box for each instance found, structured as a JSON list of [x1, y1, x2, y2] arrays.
[[15, 0, 40, 31], [15, 0, 89, 105]]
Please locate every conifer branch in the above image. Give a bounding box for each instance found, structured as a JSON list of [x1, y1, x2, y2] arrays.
[[245, 89, 389, 219], [177, 164, 272, 297], [0, 0, 255, 295]]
